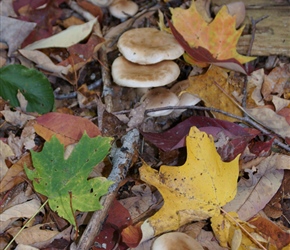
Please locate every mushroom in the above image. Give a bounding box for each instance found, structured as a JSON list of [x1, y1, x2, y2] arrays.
[[109, 0, 138, 20], [86, 0, 114, 7], [170, 80, 201, 116], [141, 88, 179, 117], [117, 28, 184, 65], [152, 232, 204, 250], [111, 56, 180, 88], [111, 28, 184, 117]]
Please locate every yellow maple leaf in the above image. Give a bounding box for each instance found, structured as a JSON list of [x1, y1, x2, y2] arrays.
[[139, 127, 239, 241], [170, 2, 255, 65], [187, 66, 243, 122]]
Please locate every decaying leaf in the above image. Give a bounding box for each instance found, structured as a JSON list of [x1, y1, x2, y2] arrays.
[[139, 127, 239, 241], [223, 154, 284, 221], [0, 16, 36, 56], [246, 107, 290, 139], [0, 140, 15, 180], [0, 199, 42, 222], [248, 215, 290, 249]]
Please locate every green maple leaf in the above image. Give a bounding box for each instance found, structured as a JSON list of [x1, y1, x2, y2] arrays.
[[25, 133, 113, 227]]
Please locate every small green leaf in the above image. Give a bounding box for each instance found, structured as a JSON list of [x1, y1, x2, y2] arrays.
[[25, 133, 113, 226], [0, 64, 54, 114]]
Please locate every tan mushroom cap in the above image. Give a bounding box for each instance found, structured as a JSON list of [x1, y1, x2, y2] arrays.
[[109, 0, 138, 20], [152, 232, 204, 250], [117, 28, 184, 65], [111, 56, 180, 88], [142, 88, 179, 117]]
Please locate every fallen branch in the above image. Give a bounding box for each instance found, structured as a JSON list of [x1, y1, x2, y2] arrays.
[[76, 128, 140, 250], [99, 46, 113, 113]]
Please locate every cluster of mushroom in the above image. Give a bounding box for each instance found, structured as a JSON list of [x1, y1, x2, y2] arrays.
[[111, 27, 201, 117]]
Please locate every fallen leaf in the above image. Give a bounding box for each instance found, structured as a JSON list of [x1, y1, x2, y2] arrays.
[[139, 127, 239, 241], [278, 107, 290, 125], [261, 63, 290, 101], [246, 107, 290, 139], [0, 140, 15, 180], [248, 215, 290, 249], [167, 18, 247, 74], [248, 68, 265, 107], [141, 116, 259, 161], [23, 18, 97, 50], [211, 212, 268, 249], [1, 109, 35, 128], [197, 230, 227, 250], [93, 223, 119, 250], [34, 112, 101, 146], [169, 2, 255, 69], [7, 223, 58, 246], [25, 133, 113, 227], [272, 95, 290, 112], [15, 244, 39, 250], [119, 184, 160, 221], [0, 16, 36, 56], [187, 66, 243, 122], [122, 223, 143, 248], [0, 0, 17, 17], [14, 0, 66, 48], [224, 154, 284, 221], [0, 64, 54, 114], [77, 0, 103, 22], [0, 153, 32, 193], [19, 49, 71, 76], [0, 199, 42, 222]]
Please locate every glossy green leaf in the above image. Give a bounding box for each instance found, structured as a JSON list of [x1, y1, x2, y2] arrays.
[[25, 133, 113, 226], [0, 64, 54, 114]]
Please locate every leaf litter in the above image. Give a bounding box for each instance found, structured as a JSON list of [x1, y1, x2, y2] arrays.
[[0, 0, 290, 249]]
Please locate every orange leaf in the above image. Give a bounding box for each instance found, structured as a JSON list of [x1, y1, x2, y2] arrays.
[[171, 2, 255, 65], [34, 112, 101, 146], [248, 215, 290, 249], [121, 223, 143, 248]]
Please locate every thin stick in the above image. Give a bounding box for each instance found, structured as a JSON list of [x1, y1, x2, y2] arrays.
[[99, 46, 113, 112], [243, 15, 269, 109], [114, 105, 290, 152], [76, 129, 140, 250], [69, 191, 78, 240], [220, 208, 267, 250], [4, 199, 49, 250]]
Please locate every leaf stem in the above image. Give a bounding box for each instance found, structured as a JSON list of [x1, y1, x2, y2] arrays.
[[69, 191, 78, 240], [4, 199, 49, 250]]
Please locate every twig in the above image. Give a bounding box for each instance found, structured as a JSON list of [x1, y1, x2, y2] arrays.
[[114, 105, 290, 152], [242, 15, 269, 108], [220, 208, 267, 250], [4, 200, 49, 250], [99, 46, 113, 112], [53, 79, 102, 100], [76, 129, 140, 250]]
